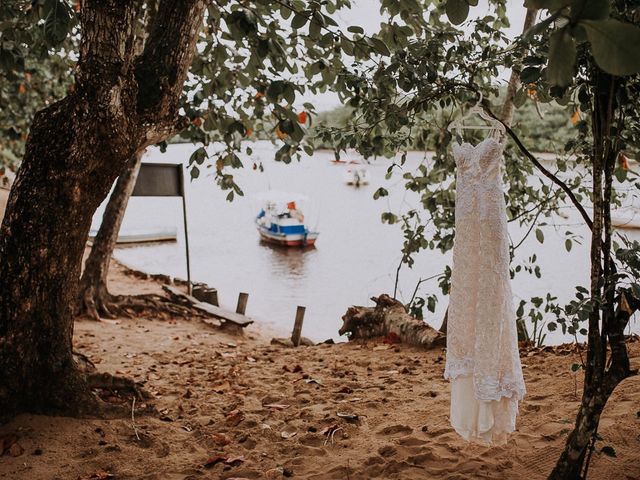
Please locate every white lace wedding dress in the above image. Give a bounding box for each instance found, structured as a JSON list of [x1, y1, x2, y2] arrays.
[[444, 137, 526, 445]]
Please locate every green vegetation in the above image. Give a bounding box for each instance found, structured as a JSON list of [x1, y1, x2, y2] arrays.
[[312, 92, 576, 153]]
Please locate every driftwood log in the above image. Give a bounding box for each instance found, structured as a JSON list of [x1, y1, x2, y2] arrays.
[[340, 294, 446, 349]]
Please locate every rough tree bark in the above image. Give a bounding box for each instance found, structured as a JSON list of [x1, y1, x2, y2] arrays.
[[0, 0, 207, 417], [548, 72, 633, 480], [340, 294, 446, 349], [77, 151, 143, 320], [76, 0, 161, 321]]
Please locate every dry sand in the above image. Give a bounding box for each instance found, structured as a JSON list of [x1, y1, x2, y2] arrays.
[[1, 261, 639, 480]]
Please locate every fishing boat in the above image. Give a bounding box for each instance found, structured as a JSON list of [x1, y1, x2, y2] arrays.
[[254, 193, 319, 247], [343, 167, 370, 186]]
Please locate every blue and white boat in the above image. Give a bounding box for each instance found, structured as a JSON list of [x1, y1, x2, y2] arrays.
[[254, 192, 319, 247]]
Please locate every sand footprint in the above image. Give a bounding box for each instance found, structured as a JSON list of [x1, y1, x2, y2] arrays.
[[377, 424, 413, 436]]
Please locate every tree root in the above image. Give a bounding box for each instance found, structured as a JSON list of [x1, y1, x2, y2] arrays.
[[85, 371, 152, 401], [77, 286, 213, 322]]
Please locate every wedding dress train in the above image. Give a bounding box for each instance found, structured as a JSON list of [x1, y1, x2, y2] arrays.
[[444, 137, 526, 445]]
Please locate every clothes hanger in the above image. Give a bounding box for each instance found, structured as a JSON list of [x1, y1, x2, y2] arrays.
[[448, 92, 506, 139]]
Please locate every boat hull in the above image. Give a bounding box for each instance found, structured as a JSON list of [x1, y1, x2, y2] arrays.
[[257, 226, 318, 247]]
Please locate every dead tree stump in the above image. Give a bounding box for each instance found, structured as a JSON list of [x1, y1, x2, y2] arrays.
[[339, 294, 446, 349]]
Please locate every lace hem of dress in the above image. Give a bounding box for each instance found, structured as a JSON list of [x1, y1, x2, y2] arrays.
[[444, 358, 525, 402]]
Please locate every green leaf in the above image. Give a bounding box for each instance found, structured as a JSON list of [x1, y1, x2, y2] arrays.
[[565, 238, 572, 252], [581, 19, 640, 76], [546, 28, 576, 87], [347, 26, 364, 34], [520, 66, 541, 84], [445, 0, 469, 26], [615, 167, 627, 183], [370, 37, 391, 56], [190, 165, 200, 179], [291, 12, 308, 29], [43, 0, 71, 47], [535, 228, 545, 243], [571, 363, 582, 372], [189, 147, 208, 165], [373, 187, 388, 200]]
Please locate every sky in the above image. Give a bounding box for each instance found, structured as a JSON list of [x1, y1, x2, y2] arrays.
[[304, 0, 530, 110]]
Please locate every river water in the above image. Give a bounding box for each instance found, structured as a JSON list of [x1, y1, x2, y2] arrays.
[[94, 141, 639, 343]]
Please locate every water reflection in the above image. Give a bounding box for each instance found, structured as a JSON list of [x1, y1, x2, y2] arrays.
[[258, 240, 317, 278]]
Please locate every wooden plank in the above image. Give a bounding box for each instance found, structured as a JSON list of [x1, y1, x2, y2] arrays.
[[163, 285, 253, 327]]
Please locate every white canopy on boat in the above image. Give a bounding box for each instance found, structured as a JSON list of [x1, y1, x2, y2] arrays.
[[253, 190, 310, 205]]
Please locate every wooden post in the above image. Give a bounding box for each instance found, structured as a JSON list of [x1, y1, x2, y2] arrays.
[[203, 288, 219, 307], [291, 306, 306, 347], [236, 292, 249, 315], [178, 166, 192, 296], [192, 284, 206, 300]]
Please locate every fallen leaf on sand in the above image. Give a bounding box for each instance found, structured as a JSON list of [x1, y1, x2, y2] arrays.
[[79, 471, 115, 480], [226, 409, 245, 426], [337, 412, 359, 421], [305, 378, 324, 387], [264, 403, 290, 410], [203, 455, 226, 468], [264, 467, 285, 479], [281, 429, 297, 439], [320, 424, 340, 436], [0, 435, 18, 456], [204, 455, 245, 468], [9, 442, 24, 457], [211, 433, 231, 446], [214, 381, 233, 394]]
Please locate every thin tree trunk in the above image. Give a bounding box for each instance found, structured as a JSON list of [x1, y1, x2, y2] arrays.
[[500, 8, 538, 126], [78, 151, 143, 320], [548, 71, 631, 480], [497, 8, 538, 344]]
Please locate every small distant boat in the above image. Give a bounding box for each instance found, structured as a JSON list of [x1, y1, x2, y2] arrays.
[[255, 194, 319, 247], [343, 167, 370, 186], [331, 158, 361, 165], [89, 226, 178, 244]]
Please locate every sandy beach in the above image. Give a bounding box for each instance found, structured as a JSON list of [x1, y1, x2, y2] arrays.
[[0, 260, 639, 480]]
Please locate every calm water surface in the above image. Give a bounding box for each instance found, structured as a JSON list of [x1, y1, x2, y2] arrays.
[[94, 141, 639, 343]]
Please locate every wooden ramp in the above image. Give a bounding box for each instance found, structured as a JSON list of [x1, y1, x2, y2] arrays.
[[163, 285, 253, 327]]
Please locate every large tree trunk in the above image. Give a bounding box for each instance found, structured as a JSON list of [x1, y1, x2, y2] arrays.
[[78, 151, 143, 320], [0, 0, 206, 417]]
